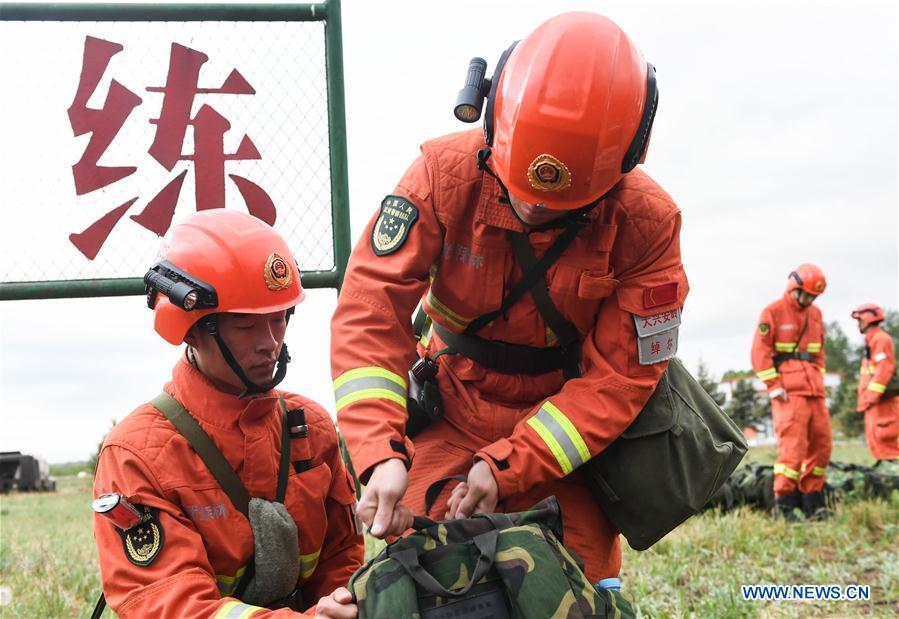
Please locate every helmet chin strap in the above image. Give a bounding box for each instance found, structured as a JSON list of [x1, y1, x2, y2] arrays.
[[201, 315, 291, 398]]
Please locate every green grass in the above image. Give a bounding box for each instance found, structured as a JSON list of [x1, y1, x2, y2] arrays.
[[1, 442, 896, 618], [0, 476, 108, 618], [746, 441, 876, 467]]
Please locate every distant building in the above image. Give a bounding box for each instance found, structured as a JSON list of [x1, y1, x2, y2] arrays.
[[717, 372, 842, 406]]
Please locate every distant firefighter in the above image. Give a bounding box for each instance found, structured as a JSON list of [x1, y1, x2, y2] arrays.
[[852, 304, 899, 461], [751, 264, 831, 520]]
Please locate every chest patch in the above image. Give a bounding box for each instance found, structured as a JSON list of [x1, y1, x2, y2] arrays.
[[118, 506, 164, 567], [371, 195, 419, 256]]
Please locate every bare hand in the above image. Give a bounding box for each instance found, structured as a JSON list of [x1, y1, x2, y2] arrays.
[[445, 460, 499, 519], [314, 587, 357, 618], [770, 389, 788, 403], [357, 458, 413, 538]]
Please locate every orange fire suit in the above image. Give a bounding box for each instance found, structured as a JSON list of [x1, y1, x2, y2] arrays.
[[93, 357, 362, 618], [857, 326, 899, 460], [751, 291, 831, 495], [331, 129, 688, 582]]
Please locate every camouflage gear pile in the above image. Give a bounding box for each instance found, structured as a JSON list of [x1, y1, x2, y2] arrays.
[[705, 459, 899, 513], [348, 497, 635, 619]]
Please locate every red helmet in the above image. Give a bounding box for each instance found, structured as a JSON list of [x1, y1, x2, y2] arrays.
[[787, 263, 826, 296], [491, 12, 656, 210], [146, 210, 304, 345], [851, 303, 885, 326]]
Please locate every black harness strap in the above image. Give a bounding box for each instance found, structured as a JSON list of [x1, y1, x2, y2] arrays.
[[432, 322, 581, 376], [463, 220, 584, 337], [507, 231, 583, 379], [772, 313, 812, 369]]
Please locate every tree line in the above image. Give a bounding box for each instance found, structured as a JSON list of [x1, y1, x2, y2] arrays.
[[697, 310, 899, 438]]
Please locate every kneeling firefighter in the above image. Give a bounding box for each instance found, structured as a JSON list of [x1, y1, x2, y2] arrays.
[[92, 210, 362, 618], [332, 11, 744, 601]]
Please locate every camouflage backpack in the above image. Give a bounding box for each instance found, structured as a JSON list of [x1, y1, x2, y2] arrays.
[[348, 497, 634, 619]]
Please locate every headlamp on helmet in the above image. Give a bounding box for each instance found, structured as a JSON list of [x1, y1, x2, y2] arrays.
[[145, 260, 219, 312]]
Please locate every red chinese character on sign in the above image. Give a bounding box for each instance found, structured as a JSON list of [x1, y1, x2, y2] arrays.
[[667, 337, 674, 351], [67, 36, 276, 260], [650, 340, 661, 355]]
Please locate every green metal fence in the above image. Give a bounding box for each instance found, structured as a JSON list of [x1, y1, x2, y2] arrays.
[[0, 1, 351, 300]]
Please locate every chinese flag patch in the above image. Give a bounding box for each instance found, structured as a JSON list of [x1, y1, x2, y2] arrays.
[[643, 282, 679, 309]]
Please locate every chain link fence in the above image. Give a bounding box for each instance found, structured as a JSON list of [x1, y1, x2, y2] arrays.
[[0, 2, 350, 298]]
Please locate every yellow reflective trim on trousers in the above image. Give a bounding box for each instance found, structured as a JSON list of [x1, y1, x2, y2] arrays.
[[868, 382, 886, 393], [216, 565, 247, 596], [527, 415, 574, 474], [812, 466, 826, 476], [820, 367, 826, 374], [774, 463, 800, 480], [757, 367, 779, 381], [426, 289, 472, 330], [806, 342, 822, 352], [775, 342, 797, 352], [300, 549, 322, 580], [215, 601, 263, 619]]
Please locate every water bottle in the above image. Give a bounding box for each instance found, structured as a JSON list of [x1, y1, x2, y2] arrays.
[[597, 577, 621, 591]]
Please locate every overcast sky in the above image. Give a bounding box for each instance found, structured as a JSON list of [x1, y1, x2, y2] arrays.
[[1, 0, 897, 463]]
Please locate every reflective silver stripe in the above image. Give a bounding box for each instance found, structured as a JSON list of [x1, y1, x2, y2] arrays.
[[333, 375, 406, 403], [214, 601, 263, 619], [531, 405, 589, 473]]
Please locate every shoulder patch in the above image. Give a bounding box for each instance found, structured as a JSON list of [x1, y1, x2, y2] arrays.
[[118, 506, 164, 567], [371, 195, 419, 256], [758, 323, 770, 336], [634, 310, 680, 365]]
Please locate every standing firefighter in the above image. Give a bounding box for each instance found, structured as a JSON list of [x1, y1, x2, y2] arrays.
[[852, 304, 899, 461], [331, 12, 688, 584], [93, 210, 362, 618], [751, 264, 831, 520]]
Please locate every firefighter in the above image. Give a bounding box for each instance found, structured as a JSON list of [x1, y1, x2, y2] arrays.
[[93, 210, 362, 618], [751, 264, 831, 520], [852, 304, 899, 461], [331, 12, 688, 583]]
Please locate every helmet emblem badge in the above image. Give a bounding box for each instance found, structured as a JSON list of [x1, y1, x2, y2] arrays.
[[527, 154, 571, 192], [264, 252, 293, 291]]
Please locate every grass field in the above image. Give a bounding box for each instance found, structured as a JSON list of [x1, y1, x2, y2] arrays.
[[1, 442, 897, 618]]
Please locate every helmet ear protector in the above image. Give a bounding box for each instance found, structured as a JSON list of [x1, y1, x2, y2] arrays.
[[621, 63, 657, 173], [454, 46, 658, 170], [145, 260, 219, 312]]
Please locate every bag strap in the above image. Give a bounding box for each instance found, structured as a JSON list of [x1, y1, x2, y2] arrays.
[[423, 474, 467, 516], [275, 393, 291, 504], [390, 529, 500, 598], [151, 392, 291, 601], [795, 312, 810, 351], [152, 392, 252, 517], [463, 220, 584, 336]]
